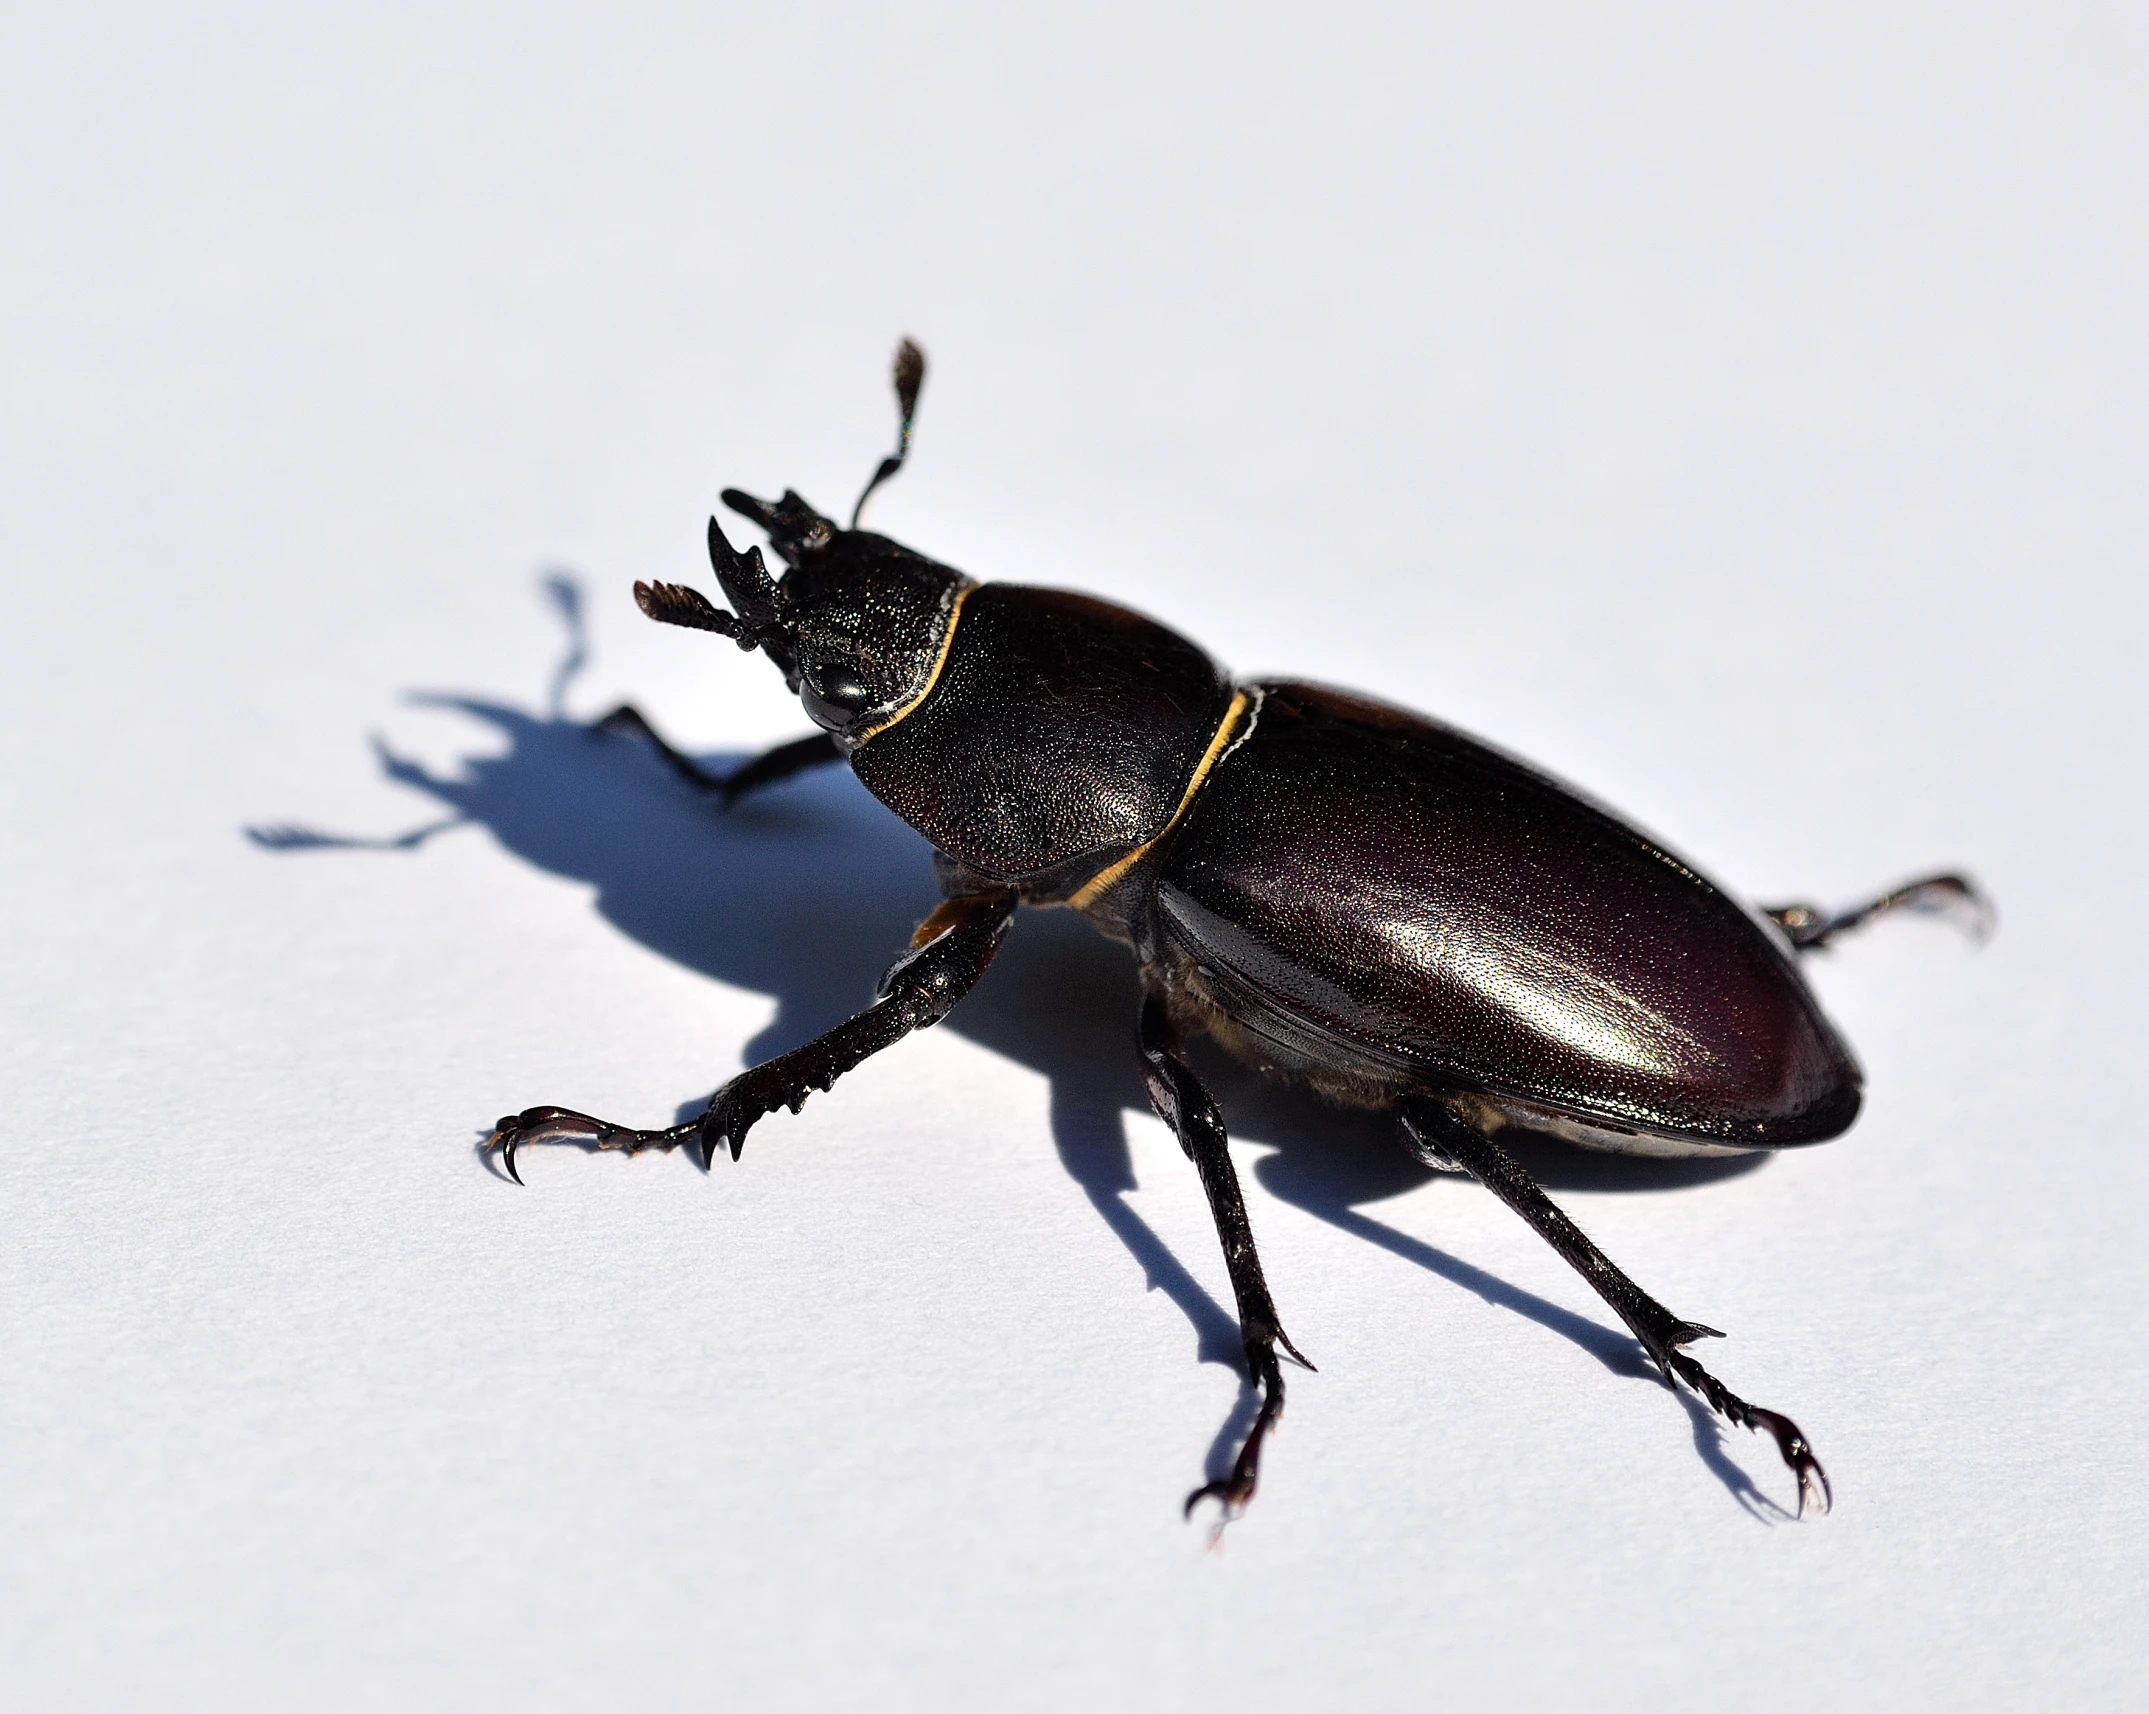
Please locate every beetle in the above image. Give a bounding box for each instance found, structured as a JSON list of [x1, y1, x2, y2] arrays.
[[491, 339, 1990, 1520]]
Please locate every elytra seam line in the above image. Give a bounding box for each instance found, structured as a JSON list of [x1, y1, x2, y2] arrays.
[[1068, 688, 1255, 909]]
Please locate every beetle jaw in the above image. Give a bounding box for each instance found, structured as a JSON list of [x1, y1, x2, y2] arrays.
[[721, 487, 838, 569]]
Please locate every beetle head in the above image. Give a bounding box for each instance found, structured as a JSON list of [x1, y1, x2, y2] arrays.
[[629, 340, 969, 746]]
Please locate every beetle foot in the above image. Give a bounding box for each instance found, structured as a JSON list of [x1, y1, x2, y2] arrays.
[[1747, 1406, 1832, 1518], [1185, 1339, 1290, 1530], [487, 1106, 696, 1185], [1184, 1472, 1256, 1527], [1663, 1348, 1831, 1517], [1767, 872, 1995, 952]]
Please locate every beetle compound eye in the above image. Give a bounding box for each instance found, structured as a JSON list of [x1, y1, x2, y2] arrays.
[[801, 663, 875, 732]]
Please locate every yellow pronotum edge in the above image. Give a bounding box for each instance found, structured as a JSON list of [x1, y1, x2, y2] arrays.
[[854, 583, 975, 746]]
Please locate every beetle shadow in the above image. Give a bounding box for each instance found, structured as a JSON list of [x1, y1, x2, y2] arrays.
[[247, 574, 1786, 1519]]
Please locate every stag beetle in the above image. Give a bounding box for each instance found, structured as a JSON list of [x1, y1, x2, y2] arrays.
[[492, 340, 1990, 1521]]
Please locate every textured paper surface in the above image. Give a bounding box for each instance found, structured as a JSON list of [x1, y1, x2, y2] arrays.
[[4, 6, 2144, 1708]]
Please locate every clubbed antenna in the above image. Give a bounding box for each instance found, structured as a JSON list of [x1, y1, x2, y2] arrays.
[[628, 516, 795, 655], [632, 579, 748, 640], [849, 337, 927, 529]]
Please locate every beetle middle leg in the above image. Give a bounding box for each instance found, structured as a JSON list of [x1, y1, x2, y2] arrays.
[[1138, 994, 1313, 1522], [490, 890, 1017, 1181], [593, 704, 843, 806], [1764, 871, 1993, 951], [1398, 1095, 1831, 1517]]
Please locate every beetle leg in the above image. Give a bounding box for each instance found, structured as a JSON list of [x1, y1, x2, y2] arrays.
[[1139, 994, 1312, 1525], [1397, 1096, 1831, 1518], [488, 891, 1017, 1180], [1764, 871, 1994, 951], [486, 1107, 700, 1186], [593, 705, 844, 806], [695, 889, 1017, 1161]]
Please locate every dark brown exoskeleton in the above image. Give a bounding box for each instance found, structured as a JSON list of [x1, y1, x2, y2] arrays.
[[492, 340, 1991, 1521]]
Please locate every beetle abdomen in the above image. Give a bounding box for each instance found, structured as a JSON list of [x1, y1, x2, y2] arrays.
[[851, 585, 1234, 884], [1152, 682, 1862, 1147]]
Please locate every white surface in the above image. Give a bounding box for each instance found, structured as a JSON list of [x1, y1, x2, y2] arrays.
[[5, 4, 2145, 1708]]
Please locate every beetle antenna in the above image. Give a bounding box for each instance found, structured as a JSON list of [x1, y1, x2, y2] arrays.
[[632, 579, 752, 642], [849, 337, 926, 530], [629, 520, 795, 657]]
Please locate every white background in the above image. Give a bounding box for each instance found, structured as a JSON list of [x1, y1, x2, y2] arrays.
[[5, 4, 2144, 1708]]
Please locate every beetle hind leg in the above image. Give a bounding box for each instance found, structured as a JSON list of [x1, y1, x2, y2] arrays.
[[1138, 994, 1312, 1525], [1398, 1096, 1830, 1517], [1659, 1355, 1831, 1518], [1764, 871, 1993, 951]]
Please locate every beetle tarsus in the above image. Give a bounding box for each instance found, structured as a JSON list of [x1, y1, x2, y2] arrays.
[[1189, 1341, 1295, 1526], [1752, 1406, 1832, 1518], [486, 1105, 697, 1184], [1139, 995, 1304, 1524], [1399, 1096, 1831, 1518], [1766, 872, 1994, 951], [1662, 1351, 1832, 1516], [1184, 1338, 1291, 1527]]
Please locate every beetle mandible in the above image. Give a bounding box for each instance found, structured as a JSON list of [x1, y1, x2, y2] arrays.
[[491, 339, 1990, 1520]]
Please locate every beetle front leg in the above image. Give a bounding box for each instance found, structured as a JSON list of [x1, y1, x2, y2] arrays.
[[1138, 994, 1312, 1524], [698, 889, 1017, 1160], [1398, 1096, 1831, 1517], [489, 890, 1017, 1180], [486, 1107, 700, 1184]]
